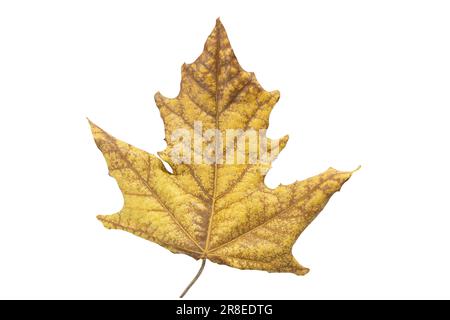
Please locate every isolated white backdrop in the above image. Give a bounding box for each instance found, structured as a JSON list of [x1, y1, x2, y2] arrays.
[[0, 0, 449, 299]]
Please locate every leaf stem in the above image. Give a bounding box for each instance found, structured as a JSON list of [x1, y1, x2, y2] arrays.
[[179, 259, 206, 298]]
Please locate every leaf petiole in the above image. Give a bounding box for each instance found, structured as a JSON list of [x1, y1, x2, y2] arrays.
[[179, 259, 206, 298]]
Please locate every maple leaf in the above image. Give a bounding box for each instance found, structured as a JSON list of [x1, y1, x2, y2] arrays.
[[89, 19, 357, 297]]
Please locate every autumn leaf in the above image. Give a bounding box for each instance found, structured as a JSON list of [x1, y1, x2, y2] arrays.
[[89, 18, 357, 297]]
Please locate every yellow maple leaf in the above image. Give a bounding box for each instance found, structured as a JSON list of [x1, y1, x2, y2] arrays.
[[89, 19, 357, 297]]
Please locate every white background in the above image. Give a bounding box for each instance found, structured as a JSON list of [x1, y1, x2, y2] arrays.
[[1, 0, 449, 299]]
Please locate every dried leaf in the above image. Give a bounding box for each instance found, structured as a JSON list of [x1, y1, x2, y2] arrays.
[[89, 19, 357, 296]]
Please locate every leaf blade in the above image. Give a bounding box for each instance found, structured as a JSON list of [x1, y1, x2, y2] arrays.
[[90, 19, 357, 282]]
